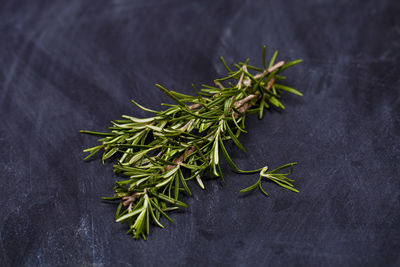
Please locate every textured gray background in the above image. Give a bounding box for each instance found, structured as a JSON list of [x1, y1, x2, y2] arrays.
[[1, 0, 399, 266]]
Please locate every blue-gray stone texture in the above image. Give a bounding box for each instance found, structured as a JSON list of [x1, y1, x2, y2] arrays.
[[0, 0, 399, 266]]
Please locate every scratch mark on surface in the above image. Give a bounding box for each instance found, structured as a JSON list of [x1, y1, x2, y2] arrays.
[[0, 56, 18, 106], [0, 230, 10, 266], [214, 1, 247, 72], [91, 214, 96, 265]]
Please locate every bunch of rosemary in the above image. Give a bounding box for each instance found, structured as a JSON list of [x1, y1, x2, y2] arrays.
[[81, 46, 302, 239]]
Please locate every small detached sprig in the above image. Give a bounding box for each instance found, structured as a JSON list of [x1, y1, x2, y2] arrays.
[[81, 46, 302, 239]]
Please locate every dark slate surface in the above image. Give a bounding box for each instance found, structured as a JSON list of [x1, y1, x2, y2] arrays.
[[1, 0, 399, 266]]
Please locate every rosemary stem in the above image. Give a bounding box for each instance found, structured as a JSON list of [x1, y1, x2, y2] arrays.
[[81, 47, 302, 239]]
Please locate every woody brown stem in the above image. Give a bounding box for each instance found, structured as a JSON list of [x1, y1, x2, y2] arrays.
[[254, 61, 285, 79], [188, 103, 201, 110], [165, 146, 196, 171], [238, 69, 245, 88], [233, 73, 276, 118], [234, 94, 258, 108], [189, 63, 279, 111], [265, 77, 275, 90], [122, 193, 137, 206], [233, 95, 262, 119]]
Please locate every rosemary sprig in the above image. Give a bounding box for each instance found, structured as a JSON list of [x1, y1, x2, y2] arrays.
[[81, 46, 303, 239]]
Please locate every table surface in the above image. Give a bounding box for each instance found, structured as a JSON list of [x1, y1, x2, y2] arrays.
[[1, 0, 399, 266]]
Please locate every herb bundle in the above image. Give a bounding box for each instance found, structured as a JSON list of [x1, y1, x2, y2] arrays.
[[81, 46, 302, 239]]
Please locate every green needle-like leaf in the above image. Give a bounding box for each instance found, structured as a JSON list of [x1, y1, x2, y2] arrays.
[[280, 59, 303, 72], [116, 207, 145, 223], [220, 56, 232, 72], [262, 45, 267, 69], [274, 84, 303, 96], [155, 84, 186, 106], [239, 181, 260, 193], [224, 122, 246, 152], [151, 191, 188, 208], [269, 50, 278, 67]]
